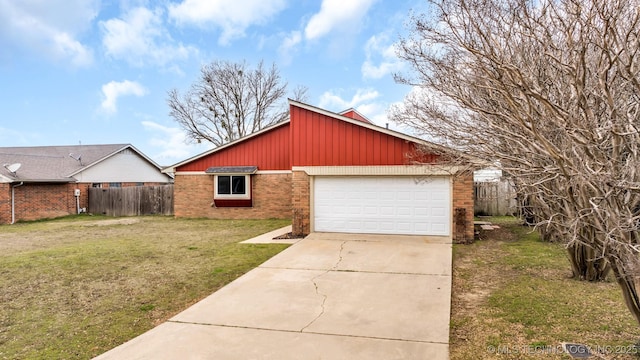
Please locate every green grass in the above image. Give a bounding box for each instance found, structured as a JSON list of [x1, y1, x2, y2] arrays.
[[0, 216, 290, 359], [451, 217, 639, 359]]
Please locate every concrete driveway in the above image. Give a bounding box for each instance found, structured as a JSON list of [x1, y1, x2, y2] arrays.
[[94, 232, 452, 360]]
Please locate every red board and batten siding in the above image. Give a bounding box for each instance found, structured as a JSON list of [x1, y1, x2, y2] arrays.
[[176, 123, 291, 172], [290, 104, 439, 166], [341, 110, 371, 123], [174, 104, 439, 172]]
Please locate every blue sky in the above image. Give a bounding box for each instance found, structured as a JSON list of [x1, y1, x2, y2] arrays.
[[0, 0, 426, 166]]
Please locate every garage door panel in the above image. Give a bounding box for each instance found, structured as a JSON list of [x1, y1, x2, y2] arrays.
[[314, 176, 451, 236], [414, 192, 429, 201], [363, 206, 378, 214], [380, 192, 394, 201], [380, 206, 394, 216], [432, 224, 447, 231], [433, 190, 448, 199], [396, 222, 413, 232], [347, 205, 362, 214], [379, 222, 395, 231]]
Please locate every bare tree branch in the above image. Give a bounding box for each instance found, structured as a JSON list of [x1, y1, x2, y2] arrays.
[[167, 60, 307, 147], [393, 0, 640, 325]]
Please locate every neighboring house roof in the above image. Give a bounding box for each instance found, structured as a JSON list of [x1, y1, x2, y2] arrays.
[[0, 144, 168, 183]]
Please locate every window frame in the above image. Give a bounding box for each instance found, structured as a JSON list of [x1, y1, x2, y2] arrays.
[[214, 174, 251, 200]]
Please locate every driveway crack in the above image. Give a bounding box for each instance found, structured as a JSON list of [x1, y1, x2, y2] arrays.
[[300, 240, 348, 332], [333, 240, 347, 270]]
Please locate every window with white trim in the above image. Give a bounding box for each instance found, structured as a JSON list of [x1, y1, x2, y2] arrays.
[[214, 175, 250, 199]]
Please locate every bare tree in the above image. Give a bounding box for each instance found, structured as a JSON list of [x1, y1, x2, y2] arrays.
[[392, 0, 640, 324], [168, 60, 307, 146]]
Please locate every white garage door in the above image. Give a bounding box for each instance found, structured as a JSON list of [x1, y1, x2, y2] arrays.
[[314, 176, 451, 235]]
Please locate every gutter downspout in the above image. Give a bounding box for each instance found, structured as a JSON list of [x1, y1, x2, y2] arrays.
[[11, 182, 24, 224]]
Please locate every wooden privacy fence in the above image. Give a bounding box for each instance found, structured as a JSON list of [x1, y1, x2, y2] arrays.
[[474, 180, 518, 216], [89, 185, 174, 216]]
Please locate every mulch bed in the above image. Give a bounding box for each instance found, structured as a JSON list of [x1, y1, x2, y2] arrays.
[[273, 232, 305, 240]]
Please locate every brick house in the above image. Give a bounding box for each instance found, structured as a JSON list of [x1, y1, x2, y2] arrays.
[[164, 100, 475, 242], [0, 144, 172, 224]]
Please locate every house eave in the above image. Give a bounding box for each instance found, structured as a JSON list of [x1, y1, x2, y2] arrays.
[[205, 166, 258, 174], [0, 174, 13, 183], [291, 165, 465, 176], [6, 178, 77, 184]]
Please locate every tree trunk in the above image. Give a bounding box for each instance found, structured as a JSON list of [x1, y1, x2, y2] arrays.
[[609, 256, 640, 326], [567, 243, 610, 281]]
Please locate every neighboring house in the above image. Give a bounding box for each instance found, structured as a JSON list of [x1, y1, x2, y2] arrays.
[[164, 100, 475, 241], [473, 166, 518, 216], [474, 167, 503, 182], [0, 144, 172, 224]]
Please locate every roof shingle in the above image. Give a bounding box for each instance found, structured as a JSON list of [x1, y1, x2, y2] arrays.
[[0, 144, 130, 182]]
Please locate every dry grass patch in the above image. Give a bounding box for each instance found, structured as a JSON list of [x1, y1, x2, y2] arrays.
[[451, 217, 639, 360], [0, 216, 290, 359]]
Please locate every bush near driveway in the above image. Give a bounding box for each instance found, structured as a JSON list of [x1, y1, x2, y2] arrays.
[[450, 217, 638, 360], [0, 216, 290, 359]]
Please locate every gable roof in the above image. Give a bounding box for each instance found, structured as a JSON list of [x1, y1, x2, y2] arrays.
[[289, 99, 451, 153], [0, 144, 165, 183], [163, 99, 456, 173], [339, 108, 372, 124], [163, 120, 291, 173]]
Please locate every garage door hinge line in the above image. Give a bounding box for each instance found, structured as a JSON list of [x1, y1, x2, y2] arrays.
[[300, 240, 348, 332]]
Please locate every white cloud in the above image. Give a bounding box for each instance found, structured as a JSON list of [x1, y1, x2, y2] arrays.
[[278, 31, 301, 65], [318, 88, 393, 125], [168, 0, 287, 45], [101, 6, 196, 67], [304, 0, 376, 41], [100, 80, 147, 114], [361, 33, 404, 79], [0, 0, 96, 66], [319, 88, 381, 110], [141, 121, 209, 164]]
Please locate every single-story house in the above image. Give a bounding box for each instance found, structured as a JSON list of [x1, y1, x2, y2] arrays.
[[164, 100, 475, 242], [0, 144, 173, 224]]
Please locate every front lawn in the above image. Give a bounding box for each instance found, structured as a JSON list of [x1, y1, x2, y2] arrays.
[[0, 216, 290, 359], [451, 217, 639, 359]]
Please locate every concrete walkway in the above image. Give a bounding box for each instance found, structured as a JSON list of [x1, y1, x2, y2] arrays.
[[239, 225, 298, 244], [94, 232, 452, 360]]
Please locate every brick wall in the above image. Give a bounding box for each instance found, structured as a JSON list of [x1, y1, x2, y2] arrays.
[[291, 171, 310, 236], [0, 183, 93, 224], [174, 173, 292, 219], [0, 182, 171, 225], [11, 183, 83, 223], [0, 183, 10, 224], [452, 173, 475, 243]]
